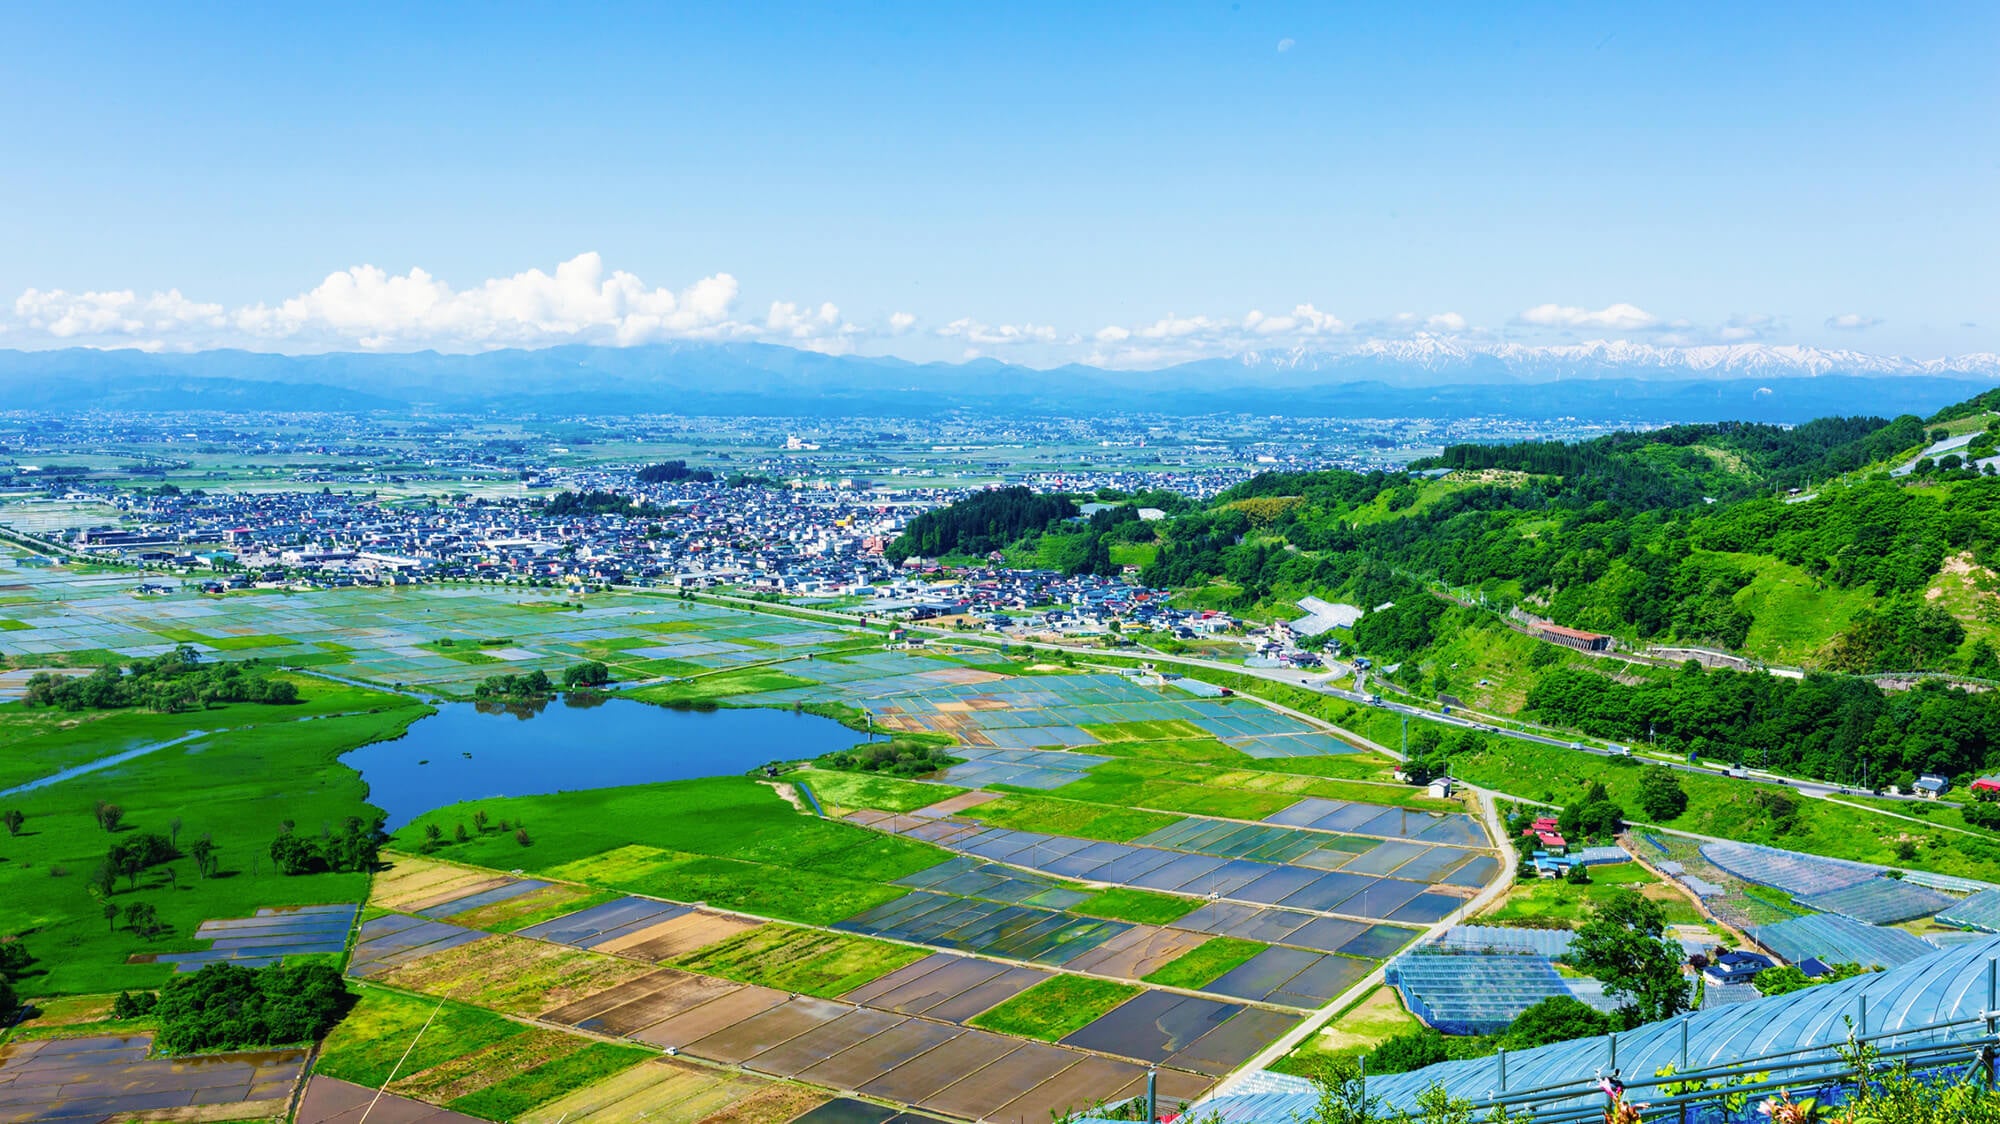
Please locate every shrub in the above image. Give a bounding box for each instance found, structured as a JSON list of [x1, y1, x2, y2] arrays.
[[113, 990, 159, 1019]]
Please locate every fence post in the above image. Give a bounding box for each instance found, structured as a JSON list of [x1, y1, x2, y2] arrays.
[[1858, 994, 1869, 1038], [1988, 958, 1998, 1086], [1680, 1017, 1689, 1070], [1608, 1031, 1617, 1073], [1497, 1048, 1507, 1093]]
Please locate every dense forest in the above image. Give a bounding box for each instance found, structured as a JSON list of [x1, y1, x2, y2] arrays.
[[539, 489, 669, 518], [885, 486, 1194, 577], [886, 486, 1080, 562], [635, 459, 715, 484]]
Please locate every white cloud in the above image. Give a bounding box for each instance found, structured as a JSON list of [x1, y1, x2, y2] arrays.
[[231, 253, 752, 349], [935, 317, 1058, 345], [14, 287, 225, 338], [888, 311, 917, 333], [1826, 312, 1882, 331], [1244, 304, 1345, 336], [2, 254, 881, 354], [1518, 302, 1658, 331], [1712, 313, 1782, 342]]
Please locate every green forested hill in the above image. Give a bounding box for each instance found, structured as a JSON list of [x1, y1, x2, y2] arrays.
[[1141, 400, 2000, 677]]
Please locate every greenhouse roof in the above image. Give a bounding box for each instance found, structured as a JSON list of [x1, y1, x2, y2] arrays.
[[1201, 933, 2000, 1118]]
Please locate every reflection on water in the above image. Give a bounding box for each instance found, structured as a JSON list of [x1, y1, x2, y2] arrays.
[[342, 695, 859, 828]]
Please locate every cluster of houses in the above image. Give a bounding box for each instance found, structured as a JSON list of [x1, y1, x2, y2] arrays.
[[58, 477, 916, 591]]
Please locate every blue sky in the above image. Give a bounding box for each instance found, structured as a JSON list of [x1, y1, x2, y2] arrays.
[[1, 2, 1993, 365]]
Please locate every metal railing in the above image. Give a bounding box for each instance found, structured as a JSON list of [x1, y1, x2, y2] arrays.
[[1368, 958, 2000, 1122]]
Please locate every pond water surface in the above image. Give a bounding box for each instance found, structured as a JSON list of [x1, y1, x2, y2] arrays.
[[341, 695, 859, 828]]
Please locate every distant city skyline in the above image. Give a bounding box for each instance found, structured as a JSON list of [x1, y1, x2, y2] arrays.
[[1, 3, 1993, 368]]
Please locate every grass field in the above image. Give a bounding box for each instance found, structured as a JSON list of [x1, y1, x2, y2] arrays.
[[1086, 736, 1256, 766], [1270, 986, 1422, 1077], [1039, 757, 1461, 822], [375, 930, 656, 1017], [789, 768, 964, 814], [471, 886, 622, 933], [316, 984, 530, 1089], [1141, 937, 1266, 989], [390, 777, 947, 926], [627, 668, 816, 704], [1724, 552, 1882, 665], [968, 975, 1142, 1041], [1480, 862, 1703, 928], [1448, 740, 2000, 882], [970, 792, 1182, 842], [317, 984, 655, 1119], [671, 923, 930, 998], [0, 992, 159, 1042], [1079, 719, 1213, 744], [449, 1042, 657, 1120], [1076, 887, 1200, 925], [0, 676, 430, 996]]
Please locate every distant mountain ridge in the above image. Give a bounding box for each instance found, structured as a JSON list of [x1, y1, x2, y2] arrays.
[[0, 342, 1994, 422], [1216, 340, 2000, 382]]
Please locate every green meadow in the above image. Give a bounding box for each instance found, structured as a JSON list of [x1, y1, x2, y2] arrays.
[[0, 676, 430, 996]]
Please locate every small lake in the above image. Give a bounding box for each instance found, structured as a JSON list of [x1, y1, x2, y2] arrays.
[[342, 695, 861, 829]]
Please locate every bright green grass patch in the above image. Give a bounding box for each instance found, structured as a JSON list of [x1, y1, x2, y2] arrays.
[[0, 679, 431, 996], [393, 777, 945, 926], [315, 984, 528, 1089], [1076, 887, 1199, 925], [1079, 719, 1212, 744], [1090, 736, 1253, 765], [968, 975, 1142, 1041], [627, 667, 814, 703], [615, 657, 707, 678], [148, 627, 208, 644], [1481, 861, 1701, 928], [635, 619, 709, 634], [0, 618, 29, 632], [1723, 551, 1880, 665], [448, 1042, 655, 1120], [199, 633, 298, 651], [1142, 937, 1267, 989], [418, 640, 501, 664], [1048, 763, 1297, 820], [792, 768, 964, 814], [672, 923, 930, 998], [971, 793, 1182, 842], [1108, 542, 1159, 568]]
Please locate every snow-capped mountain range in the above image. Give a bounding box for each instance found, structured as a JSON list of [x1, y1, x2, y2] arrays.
[[1226, 339, 2000, 380]]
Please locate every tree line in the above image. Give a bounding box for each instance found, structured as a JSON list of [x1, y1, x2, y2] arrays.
[[24, 647, 298, 713]]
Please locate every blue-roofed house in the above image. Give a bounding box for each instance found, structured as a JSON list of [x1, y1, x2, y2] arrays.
[[1703, 948, 1774, 987]]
